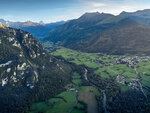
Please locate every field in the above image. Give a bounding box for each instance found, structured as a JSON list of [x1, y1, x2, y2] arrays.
[[79, 86, 100, 96], [136, 61, 150, 87], [52, 47, 150, 93], [108, 64, 137, 78], [52, 47, 119, 75], [71, 72, 100, 113], [120, 84, 131, 92], [30, 47, 150, 113], [94, 67, 117, 78], [30, 91, 77, 113], [30, 71, 100, 113], [52, 47, 103, 68], [72, 72, 82, 87], [52, 47, 137, 80], [78, 86, 100, 113], [78, 92, 98, 113]]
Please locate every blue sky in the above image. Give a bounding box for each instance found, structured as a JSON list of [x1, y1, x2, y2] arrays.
[[0, 0, 150, 23]]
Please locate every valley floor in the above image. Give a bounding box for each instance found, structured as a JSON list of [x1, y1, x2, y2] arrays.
[[30, 47, 150, 113]]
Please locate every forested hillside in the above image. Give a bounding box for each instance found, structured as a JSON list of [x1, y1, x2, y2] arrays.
[[0, 26, 72, 112]]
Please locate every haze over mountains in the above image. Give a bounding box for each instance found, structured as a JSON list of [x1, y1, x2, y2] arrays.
[[43, 9, 150, 55], [1, 9, 150, 55], [0, 19, 65, 39]]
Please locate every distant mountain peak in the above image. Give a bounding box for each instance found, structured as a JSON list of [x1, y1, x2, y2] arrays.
[[83, 12, 100, 15], [120, 9, 150, 16], [120, 11, 127, 15], [77, 12, 114, 24], [23, 21, 39, 26], [80, 12, 113, 18], [39, 21, 45, 25]]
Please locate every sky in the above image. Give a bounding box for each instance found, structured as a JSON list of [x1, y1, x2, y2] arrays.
[[0, 0, 150, 23]]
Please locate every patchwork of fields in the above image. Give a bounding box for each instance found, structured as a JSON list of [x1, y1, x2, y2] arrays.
[[52, 47, 150, 94], [30, 71, 100, 113], [30, 47, 150, 113]]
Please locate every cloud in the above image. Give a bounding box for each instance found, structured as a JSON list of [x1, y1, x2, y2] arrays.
[[1, 0, 150, 22], [77, 0, 150, 15], [55, 0, 150, 22], [87, 1, 107, 7]]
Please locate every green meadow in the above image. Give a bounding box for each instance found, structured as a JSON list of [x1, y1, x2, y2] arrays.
[[52, 47, 150, 93], [136, 61, 150, 87], [30, 91, 76, 113], [30, 47, 150, 113]]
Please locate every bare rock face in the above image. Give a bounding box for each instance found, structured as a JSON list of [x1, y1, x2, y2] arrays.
[[0, 27, 41, 88]]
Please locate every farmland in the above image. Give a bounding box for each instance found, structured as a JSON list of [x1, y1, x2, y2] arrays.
[[30, 71, 100, 113], [30, 47, 150, 113], [52, 47, 150, 94]]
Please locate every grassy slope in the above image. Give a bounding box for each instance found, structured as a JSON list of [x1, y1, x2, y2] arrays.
[[30, 91, 76, 113]]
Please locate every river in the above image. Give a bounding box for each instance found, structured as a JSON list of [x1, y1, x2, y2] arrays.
[[83, 68, 108, 113], [102, 91, 108, 113]]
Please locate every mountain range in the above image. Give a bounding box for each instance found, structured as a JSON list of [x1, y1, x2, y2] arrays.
[[0, 19, 65, 39], [43, 9, 150, 55]]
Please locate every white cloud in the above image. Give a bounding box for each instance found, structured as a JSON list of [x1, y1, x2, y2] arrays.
[[87, 1, 107, 7], [76, 0, 150, 15], [50, 0, 150, 22], [1, 0, 150, 23]]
